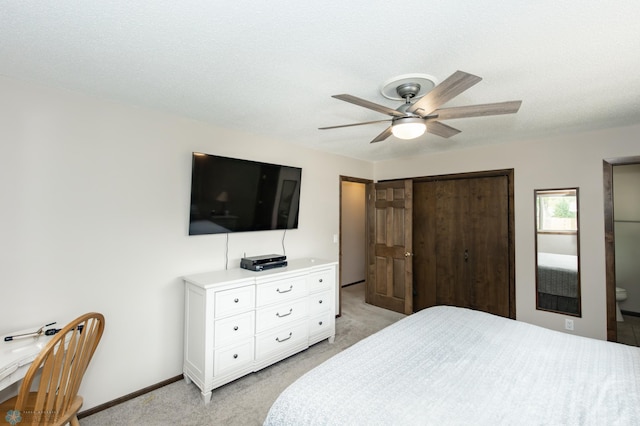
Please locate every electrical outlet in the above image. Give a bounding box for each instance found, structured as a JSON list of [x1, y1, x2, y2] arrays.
[[565, 318, 574, 331], [333, 234, 338, 244]]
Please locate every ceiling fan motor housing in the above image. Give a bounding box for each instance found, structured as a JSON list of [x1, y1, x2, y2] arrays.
[[396, 82, 421, 100]]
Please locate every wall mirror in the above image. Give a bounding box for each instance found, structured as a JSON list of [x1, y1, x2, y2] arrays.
[[535, 188, 581, 316]]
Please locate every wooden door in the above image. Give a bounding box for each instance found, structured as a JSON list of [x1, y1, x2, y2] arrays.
[[413, 181, 437, 310], [467, 176, 510, 317], [435, 179, 471, 309], [366, 180, 413, 314], [412, 172, 513, 318]]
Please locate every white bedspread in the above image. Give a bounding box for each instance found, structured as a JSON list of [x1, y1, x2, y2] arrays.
[[264, 306, 640, 425]]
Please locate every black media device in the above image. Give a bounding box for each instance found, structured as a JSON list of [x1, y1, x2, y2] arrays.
[[188, 152, 302, 235], [240, 254, 288, 271]]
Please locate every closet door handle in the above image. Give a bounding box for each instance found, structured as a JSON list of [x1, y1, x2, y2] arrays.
[[464, 249, 469, 262]]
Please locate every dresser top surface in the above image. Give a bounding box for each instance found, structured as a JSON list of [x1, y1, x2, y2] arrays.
[[183, 258, 337, 289]]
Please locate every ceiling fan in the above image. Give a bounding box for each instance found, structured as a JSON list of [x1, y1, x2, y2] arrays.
[[319, 70, 522, 143]]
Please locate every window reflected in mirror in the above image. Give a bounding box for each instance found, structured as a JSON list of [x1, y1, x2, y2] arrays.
[[535, 188, 581, 316]]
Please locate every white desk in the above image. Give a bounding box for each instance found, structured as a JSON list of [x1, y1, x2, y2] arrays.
[[0, 332, 55, 401]]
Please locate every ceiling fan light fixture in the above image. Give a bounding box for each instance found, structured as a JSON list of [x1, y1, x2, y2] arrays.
[[391, 117, 426, 140]]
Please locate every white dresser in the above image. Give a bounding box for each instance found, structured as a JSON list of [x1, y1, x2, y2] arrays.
[[182, 258, 337, 403]]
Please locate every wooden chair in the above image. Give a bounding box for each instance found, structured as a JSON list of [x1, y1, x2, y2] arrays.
[[0, 312, 104, 426]]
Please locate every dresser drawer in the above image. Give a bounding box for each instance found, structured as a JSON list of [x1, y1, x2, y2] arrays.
[[307, 269, 334, 292], [256, 276, 308, 307], [308, 290, 332, 317], [214, 285, 255, 318], [256, 298, 308, 333], [214, 311, 255, 348], [255, 321, 308, 360], [309, 311, 333, 337], [214, 339, 254, 376]]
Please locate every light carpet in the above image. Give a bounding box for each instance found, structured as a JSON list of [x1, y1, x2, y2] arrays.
[[80, 283, 405, 425]]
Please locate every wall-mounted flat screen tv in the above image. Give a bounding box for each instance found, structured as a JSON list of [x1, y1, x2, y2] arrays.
[[189, 152, 302, 235]]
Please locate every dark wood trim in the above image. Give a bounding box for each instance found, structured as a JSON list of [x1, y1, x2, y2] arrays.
[[381, 168, 514, 183], [603, 156, 640, 166], [339, 175, 373, 317], [507, 169, 516, 319], [77, 374, 184, 419], [340, 175, 372, 184], [603, 160, 616, 341], [603, 155, 640, 342]]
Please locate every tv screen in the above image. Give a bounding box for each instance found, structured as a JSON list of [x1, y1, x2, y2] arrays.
[[188, 153, 302, 235]]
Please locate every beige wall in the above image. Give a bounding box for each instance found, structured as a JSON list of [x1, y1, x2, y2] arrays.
[[340, 181, 366, 286], [0, 76, 373, 410], [374, 125, 640, 340]]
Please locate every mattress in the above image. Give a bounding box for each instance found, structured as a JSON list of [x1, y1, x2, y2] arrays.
[[537, 252, 578, 298], [264, 306, 640, 425]]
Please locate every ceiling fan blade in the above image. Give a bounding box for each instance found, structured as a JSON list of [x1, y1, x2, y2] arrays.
[[370, 126, 393, 143], [318, 119, 392, 130], [427, 121, 461, 138], [333, 94, 406, 118], [431, 101, 522, 121], [408, 70, 482, 116]]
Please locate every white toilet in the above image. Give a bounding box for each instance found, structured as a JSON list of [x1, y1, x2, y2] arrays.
[[616, 287, 627, 322]]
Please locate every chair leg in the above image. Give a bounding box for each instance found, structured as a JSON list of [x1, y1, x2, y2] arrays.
[[70, 415, 80, 426]]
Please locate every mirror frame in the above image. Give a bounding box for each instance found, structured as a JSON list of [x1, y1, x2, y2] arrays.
[[534, 188, 582, 317]]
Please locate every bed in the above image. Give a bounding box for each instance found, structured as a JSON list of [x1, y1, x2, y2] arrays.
[[188, 219, 231, 235], [537, 252, 580, 314], [264, 306, 640, 425]]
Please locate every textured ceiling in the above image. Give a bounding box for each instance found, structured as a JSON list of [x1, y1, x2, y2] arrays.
[[1, 1, 639, 161]]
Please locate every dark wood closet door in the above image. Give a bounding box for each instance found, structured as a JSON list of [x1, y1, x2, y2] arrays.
[[467, 176, 510, 317], [366, 180, 413, 314], [413, 172, 513, 318], [435, 179, 471, 309], [413, 182, 437, 310]]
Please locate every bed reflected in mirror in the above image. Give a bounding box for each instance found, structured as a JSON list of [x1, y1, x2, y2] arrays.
[[535, 188, 581, 316]]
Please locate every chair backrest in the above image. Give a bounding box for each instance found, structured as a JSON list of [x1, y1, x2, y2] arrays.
[[14, 312, 104, 424]]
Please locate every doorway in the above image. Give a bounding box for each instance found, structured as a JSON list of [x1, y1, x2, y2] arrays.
[[338, 176, 371, 316], [602, 156, 640, 342]]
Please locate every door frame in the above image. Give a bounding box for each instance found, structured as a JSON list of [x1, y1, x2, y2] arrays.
[[603, 156, 640, 341], [338, 175, 373, 317]]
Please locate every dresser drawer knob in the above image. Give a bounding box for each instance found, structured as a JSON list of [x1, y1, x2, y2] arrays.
[[277, 285, 293, 294], [276, 308, 293, 318], [233, 326, 239, 331], [318, 278, 323, 283], [319, 321, 323, 326], [276, 332, 293, 343], [233, 354, 238, 359], [234, 298, 239, 303], [318, 299, 323, 304]]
